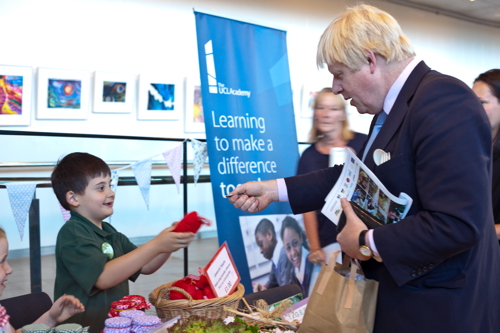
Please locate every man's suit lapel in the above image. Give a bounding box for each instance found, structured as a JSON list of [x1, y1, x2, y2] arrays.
[[363, 61, 431, 169]]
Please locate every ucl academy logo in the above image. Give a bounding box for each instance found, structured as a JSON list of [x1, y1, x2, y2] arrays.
[[204, 40, 252, 98]]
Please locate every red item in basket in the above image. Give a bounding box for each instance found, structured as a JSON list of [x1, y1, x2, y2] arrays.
[[194, 289, 204, 300], [173, 211, 210, 234], [170, 280, 189, 300], [196, 274, 209, 290], [203, 286, 215, 299], [183, 283, 198, 299]]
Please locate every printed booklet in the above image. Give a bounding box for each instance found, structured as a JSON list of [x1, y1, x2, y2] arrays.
[[322, 149, 413, 226]]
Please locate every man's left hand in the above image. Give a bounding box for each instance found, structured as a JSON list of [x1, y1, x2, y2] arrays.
[[337, 198, 371, 260]]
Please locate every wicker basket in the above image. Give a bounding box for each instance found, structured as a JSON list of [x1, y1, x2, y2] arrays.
[[148, 281, 245, 322]]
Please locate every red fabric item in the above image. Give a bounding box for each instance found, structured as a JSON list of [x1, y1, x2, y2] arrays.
[[170, 280, 189, 300], [108, 300, 136, 317], [203, 286, 215, 299], [194, 289, 204, 300], [108, 296, 151, 317], [172, 280, 189, 290], [168, 273, 215, 300], [0, 305, 10, 328], [169, 290, 187, 300], [122, 295, 146, 306], [134, 303, 150, 310], [196, 274, 209, 290], [121, 295, 151, 310], [173, 211, 210, 234], [183, 283, 198, 299], [111, 300, 136, 310]]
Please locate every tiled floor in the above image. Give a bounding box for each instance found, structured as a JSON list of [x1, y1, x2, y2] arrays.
[[1, 237, 220, 304]]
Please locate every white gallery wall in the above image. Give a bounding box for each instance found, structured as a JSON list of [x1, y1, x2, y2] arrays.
[[1, 0, 499, 252]]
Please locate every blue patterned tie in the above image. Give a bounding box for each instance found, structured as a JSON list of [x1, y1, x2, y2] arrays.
[[362, 111, 387, 162]]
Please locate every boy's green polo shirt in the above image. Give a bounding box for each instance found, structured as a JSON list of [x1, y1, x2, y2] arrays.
[[54, 212, 140, 333]]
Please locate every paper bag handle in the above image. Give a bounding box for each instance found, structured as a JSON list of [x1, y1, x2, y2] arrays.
[[344, 257, 357, 309], [316, 251, 340, 295], [317, 251, 357, 309]]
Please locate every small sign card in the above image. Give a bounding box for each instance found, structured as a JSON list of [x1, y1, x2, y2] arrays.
[[281, 297, 309, 323], [204, 242, 240, 297]]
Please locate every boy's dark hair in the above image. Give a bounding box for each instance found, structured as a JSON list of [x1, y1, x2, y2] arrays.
[[51, 152, 111, 210], [255, 218, 276, 240]]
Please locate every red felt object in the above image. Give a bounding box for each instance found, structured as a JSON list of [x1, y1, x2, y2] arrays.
[[203, 286, 215, 299], [194, 289, 204, 300], [173, 211, 211, 234], [196, 274, 209, 290], [183, 274, 199, 285], [172, 280, 187, 288], [169, 273, 216, 301], [169, 290, 187, 300], [183, 283, 198, 299], [170, 280, 189, 300]]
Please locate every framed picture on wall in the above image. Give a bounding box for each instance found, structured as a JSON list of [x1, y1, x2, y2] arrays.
[[36, 68, 90, 120], [137, 74, 182, 120], [0, 65, 33, 126], [184, 77, 205, 133], [93, 71, 137, 113]]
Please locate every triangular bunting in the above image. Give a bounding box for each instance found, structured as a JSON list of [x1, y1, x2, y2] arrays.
[[6, 183, 37, 241], [191, 139, 208, 185], [110, 169, 120, 193], [58, 202, 71, 222], [132, 158, 153, 210], [162, 144, 183, 193]]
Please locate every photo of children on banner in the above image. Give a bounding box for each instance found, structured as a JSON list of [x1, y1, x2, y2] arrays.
[[239, 214, 320, 297]]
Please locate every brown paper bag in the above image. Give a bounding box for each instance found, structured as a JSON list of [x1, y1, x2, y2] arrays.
[[297, 251, 378, 333]]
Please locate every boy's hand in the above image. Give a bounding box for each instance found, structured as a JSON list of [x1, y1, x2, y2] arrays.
[[48, 295, 85, 325], [156, 227, 195, 253]]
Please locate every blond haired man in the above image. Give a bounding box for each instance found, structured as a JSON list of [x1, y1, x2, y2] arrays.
[[229, 4, 500, 332]]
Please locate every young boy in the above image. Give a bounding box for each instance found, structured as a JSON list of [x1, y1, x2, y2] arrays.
[[51, 152, 195, 332]]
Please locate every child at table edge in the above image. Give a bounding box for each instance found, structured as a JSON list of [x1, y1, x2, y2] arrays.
[[51, 152, 195, 332]]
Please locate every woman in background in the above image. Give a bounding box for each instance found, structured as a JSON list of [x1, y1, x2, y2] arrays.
[[280, 216, 320, 297], [297, 88, 367, 265], [472, 69, 500, 240]]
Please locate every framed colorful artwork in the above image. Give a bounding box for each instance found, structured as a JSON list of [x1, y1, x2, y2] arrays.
[[137, 74, 182, 120], [36, 68, 90, 120], [184, 77, 205, 133], [93, 71, 137, 113], [0, 65, 33, 126]]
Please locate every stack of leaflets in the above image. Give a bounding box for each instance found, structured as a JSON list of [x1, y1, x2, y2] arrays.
[[321, 149, 413, 226]]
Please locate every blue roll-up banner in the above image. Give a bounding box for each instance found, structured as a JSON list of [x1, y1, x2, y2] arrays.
[[195, 11, 301, 294]]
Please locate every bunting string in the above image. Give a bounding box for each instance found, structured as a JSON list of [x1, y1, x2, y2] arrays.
[[0, 140, 208, 239]]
